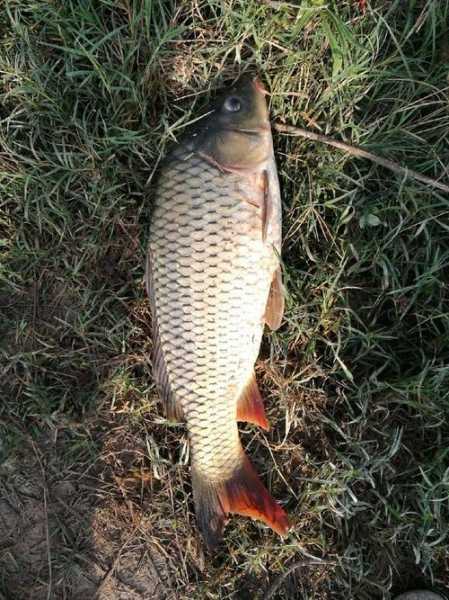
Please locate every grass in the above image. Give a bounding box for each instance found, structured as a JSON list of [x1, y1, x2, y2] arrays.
[[1, 0, 449, 598]]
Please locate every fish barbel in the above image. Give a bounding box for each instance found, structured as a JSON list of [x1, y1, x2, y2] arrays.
[[146, 76, 288, 546]]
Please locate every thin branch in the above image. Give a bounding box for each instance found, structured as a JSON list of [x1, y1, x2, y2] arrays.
[[263, 560, 335, 600], [264, 560, 332, 599], [75, 550, 147, 597], [274, 122, 449, 194], [31, 442, 52, 600], [96, 521, 141, 596]]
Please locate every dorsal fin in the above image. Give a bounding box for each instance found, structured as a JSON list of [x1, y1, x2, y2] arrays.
[[151, 319, 184, 422], [146, 247, 184, 422]]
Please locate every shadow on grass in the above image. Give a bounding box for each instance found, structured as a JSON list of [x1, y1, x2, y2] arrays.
[[0, 276, 185, 598]]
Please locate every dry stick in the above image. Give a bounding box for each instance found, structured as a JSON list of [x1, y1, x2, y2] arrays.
[[54, 498, 146, 596], [96, 521, 142, 596], [30, 441, 53, 600], [274, 122, 449, 194], [263, 560, 336, 600]]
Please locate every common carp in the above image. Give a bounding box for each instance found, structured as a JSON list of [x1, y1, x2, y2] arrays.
[[146, 76, 288, 546]]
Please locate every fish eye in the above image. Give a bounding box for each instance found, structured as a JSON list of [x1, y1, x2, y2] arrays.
[[223, 96, 241, 112]]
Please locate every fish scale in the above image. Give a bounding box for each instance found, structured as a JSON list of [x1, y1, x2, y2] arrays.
[[147, 77, 288, 546]]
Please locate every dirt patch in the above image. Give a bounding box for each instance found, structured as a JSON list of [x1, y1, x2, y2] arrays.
[[0, 448, 94, 599], [0, 434, 173, 600]]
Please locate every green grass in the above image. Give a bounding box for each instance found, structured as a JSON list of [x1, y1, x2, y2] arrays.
[[1, 0, 449, 598]]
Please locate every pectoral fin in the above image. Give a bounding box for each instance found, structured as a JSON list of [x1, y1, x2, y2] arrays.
[[265, 267, 285, 330], [261, 169, 271, 243]]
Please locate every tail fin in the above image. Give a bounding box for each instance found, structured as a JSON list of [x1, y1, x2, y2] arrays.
[[192, 452, 289, 548]]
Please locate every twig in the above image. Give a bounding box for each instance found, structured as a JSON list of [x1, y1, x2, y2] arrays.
[[75, 551, 147, 598], [96, 521, 141, 596], [263, 560, 335, 600], [274, 122, 449, 194], [30, 441, 52, 600]]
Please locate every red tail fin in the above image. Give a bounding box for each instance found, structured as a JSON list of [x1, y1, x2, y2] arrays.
[[192, 452, 288, 547], [221, 453, 289, 534]]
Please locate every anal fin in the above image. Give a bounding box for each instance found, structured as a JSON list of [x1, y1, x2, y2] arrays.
[[236, 372, 269, 431], [265, 266, 284, 331]]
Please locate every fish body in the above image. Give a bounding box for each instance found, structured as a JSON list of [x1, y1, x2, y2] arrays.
[[146, 77, 288, 546]]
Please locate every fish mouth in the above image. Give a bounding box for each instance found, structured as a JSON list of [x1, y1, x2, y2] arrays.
[[223, 126, 271, 135], [252, 77, 269, 96]]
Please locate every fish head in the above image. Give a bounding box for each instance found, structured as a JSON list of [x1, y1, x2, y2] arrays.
[[214, 76, 270, 132], [187, 76, 272, 171]]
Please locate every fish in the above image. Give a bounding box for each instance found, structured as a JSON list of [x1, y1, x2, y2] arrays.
[[146, 76, 288, 547]]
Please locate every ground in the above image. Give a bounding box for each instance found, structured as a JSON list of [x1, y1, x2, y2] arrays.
[[1, 1, 449, 598]]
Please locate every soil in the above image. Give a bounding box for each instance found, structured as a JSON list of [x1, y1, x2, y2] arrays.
[[0, 433, 173, 600]]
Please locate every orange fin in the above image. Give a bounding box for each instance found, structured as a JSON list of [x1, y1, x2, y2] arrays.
[[192, 452, 289, 548], [236, 372, 270, 431], [265, 266, 285, 331], [222, 453, 289, 537]]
